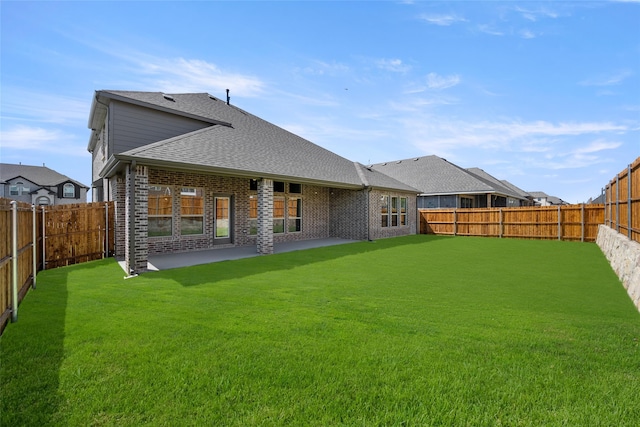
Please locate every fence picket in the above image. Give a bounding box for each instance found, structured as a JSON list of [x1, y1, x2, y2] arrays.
[[1, 199, 114, 335]]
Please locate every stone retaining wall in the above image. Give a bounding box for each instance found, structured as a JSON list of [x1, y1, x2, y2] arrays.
[[596, 225, 640, 312]]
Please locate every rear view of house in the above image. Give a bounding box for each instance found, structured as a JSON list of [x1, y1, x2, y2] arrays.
[[87, 91, 418, 274]]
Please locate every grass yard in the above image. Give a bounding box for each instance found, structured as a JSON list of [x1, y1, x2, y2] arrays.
[[1, 235, 639, 426]]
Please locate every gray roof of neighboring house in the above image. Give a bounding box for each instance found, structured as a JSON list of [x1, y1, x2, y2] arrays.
[[370, 155, 495, 195], [529, 191, 567, 205], [0, 163, 88, 188], [95, 91, 418, 192], [500, 179, 531, 199], [464, 167, 528, 200]]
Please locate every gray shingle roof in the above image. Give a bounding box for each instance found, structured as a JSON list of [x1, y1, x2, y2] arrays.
[[101, 91, 417, 192], [370, 155, 495, 195], [465, 167, 527, 200], [0, 163, 88, 188]]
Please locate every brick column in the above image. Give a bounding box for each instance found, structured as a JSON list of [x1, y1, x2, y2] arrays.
[[257, 178, 274, 254], [111, 175, 126, 258], [125, 164, 149, 274]]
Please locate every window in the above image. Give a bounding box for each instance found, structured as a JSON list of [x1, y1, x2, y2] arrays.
[[381, 195, 389, 227], [181, 187, 204, 235], [400, 197, 407, 225], [289, 183, 302, 194], [249, 195, 258, 235], [149, 185, 172, 237], [460, 197, 473, 208], [274, 181, 285, 193], [37, 196, 50, 206], [10, 185, 19, 196], [288, 198, 302, 232], [249, 179, 258, 191], [273, 197, 285, 233], [391, 197, 399, 226], [63, 183, 75, 198]]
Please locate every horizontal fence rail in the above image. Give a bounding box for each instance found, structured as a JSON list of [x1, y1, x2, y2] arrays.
[[1, 199, 114, 335], [604, 157, 640, 244], [420, 204, 604, 242]]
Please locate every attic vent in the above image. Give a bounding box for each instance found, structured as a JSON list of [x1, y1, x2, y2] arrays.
[[208, 95, 218, 101], [396, 161, 402, 164], [162, 94, 175, 102], [414, 158, 420, 161], [382, 162, 387, 166]]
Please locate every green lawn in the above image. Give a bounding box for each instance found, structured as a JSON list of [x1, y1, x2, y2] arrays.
[[1, 235, 639, 426]]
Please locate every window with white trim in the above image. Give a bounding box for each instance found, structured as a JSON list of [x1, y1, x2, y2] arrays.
[[288, 198, 302, 232], [381, 195, 389, 227], [400, 197, 407, 225], [63, 183, 75, 198], [273, 197, 285, 233], [180, 187, 204, 235], [149, 185, 172, 237]]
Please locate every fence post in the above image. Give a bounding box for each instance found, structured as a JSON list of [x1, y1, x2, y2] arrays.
[[581, 203, 585, 243], [628, 164, 632, 239], [557, 205, 562, 241], [452, 209, 457, 236], [499, 208, 503, 238], [32, 205, 37, 289], [105, 202, 109, 258], [616, 175, 620, 233], [10, 201, 18, 323], [42, 206, 46, 271]]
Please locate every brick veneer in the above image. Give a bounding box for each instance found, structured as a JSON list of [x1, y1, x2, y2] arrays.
[[257, 179, 274, 254], [116, 167, 417, 262]]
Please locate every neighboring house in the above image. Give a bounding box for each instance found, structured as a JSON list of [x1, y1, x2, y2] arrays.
[[529, 191, 568, 206], [87, 90, 419, 274], [0, 163, 88, 206], [370, 155, 532, 209]]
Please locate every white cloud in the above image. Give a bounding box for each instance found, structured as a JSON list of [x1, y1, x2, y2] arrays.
[[426, 72, 461, 90], [478, 24, 504, 36], [580, 70, 633, 86], [0, 125, 89, 156], [1, 88, 89, 124], [297, 60, 350, 76], [418, 13, 466, 26], [400, 116, 628, 168], [519, 29, 537, 39], [375, 58, 411, 73]]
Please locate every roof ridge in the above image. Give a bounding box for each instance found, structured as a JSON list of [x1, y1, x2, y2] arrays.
[[353, 162, 370, 187]]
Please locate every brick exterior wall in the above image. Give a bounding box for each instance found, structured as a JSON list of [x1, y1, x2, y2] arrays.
[[110, 175, 126, 258], [329, 188, 369, 240], [257, 179, 274, 254], [124, 165, 149, 274], [114, 167, 417, 260], [368, 189, 417, 240]]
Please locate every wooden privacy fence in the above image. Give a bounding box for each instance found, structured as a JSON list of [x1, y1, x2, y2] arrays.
[[604, 156, 640, 244], [1, 199, 114, 334], [420, 204, 604, 242]]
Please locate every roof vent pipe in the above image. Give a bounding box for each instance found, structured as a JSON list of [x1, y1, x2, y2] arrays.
[[226, 89, 230, 105]]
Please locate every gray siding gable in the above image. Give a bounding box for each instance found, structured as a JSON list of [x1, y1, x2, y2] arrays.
[[109, 101, 212, 156]]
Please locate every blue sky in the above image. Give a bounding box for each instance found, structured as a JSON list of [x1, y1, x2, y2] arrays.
[[1, 1, 638, 203]]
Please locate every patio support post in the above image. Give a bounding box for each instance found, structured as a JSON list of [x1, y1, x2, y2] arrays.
[[257, 178, 274, 255], [125, 162, 149, 275]]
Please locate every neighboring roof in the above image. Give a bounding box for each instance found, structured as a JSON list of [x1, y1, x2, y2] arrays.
[[95, 91, 418, 192], [500, 179, 531, 199], [465, 167, 528, 200], [529, 191, 567, 205], [370, 155, 495, 195], [529, 191, 549, 199], [0, 163, 88, 188]]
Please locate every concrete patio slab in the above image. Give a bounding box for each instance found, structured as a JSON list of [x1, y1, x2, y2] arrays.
[[135, 238, 358, 272]]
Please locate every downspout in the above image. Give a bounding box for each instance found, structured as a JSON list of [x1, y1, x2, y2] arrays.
[[128, 161, 136, 275]]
